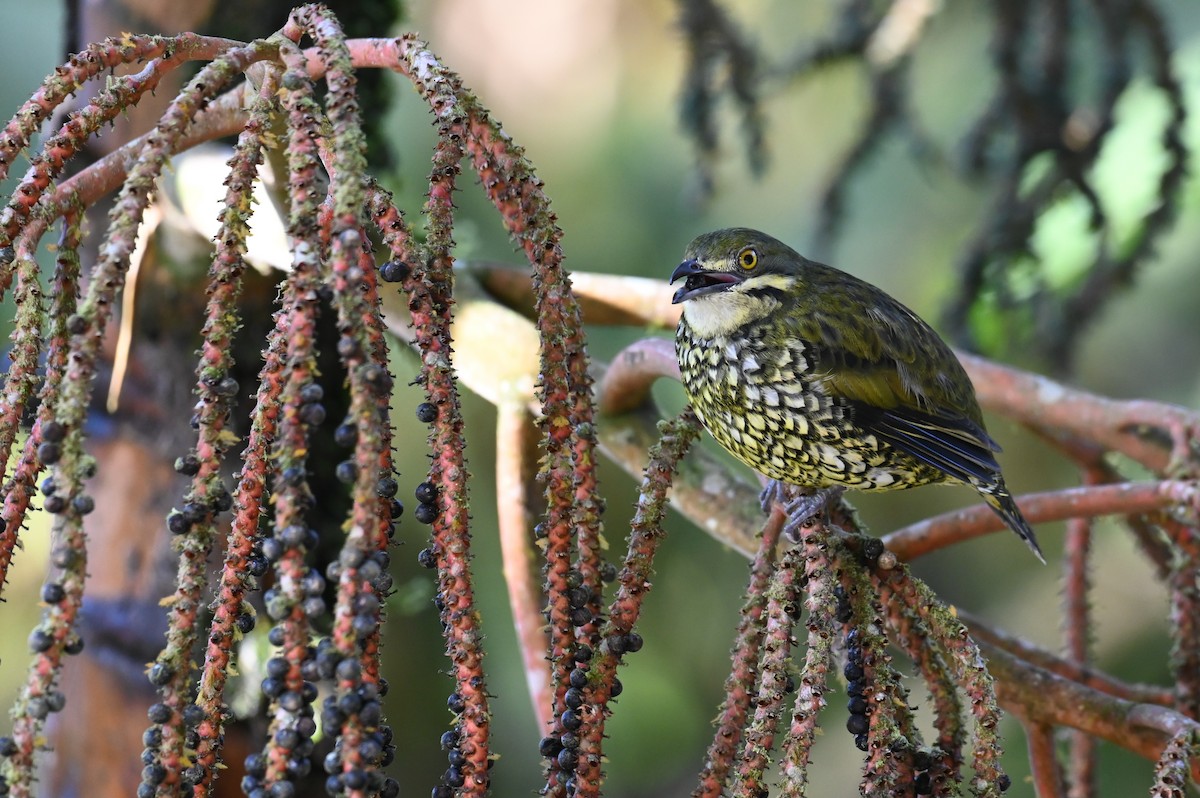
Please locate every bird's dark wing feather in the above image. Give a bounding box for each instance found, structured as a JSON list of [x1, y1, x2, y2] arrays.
[[775, 260, 1004, 484], [852, 403, 1002, 485]]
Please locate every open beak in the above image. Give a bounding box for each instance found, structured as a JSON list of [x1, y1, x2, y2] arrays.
[[670, 259, 743, 304]]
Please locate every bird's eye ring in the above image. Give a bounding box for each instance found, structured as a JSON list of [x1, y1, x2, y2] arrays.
[[738, 247, 758, 270]]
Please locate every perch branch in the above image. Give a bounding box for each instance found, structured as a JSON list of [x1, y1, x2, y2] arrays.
[[496, 402, 554, 730], [884, 480, 1197, 561], [981, 638, 1200, 781]]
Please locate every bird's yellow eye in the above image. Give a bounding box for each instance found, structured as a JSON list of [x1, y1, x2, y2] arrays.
[[738, 247, 758, 270]]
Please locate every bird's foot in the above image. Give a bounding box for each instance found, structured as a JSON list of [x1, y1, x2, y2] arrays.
[[758, 479, 790, 515], [782, 486, 846, 542]]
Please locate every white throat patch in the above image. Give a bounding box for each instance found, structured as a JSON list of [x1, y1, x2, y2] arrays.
[[681, 283, 784, 338]]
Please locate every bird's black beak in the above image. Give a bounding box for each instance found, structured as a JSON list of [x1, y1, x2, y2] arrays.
[[670, 259, 743, 304]]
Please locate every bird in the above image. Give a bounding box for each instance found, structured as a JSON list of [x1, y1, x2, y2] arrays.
[[670, 227, 1044, 562]]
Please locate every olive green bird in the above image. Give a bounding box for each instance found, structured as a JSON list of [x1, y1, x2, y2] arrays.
[[670, 228, 1044, 562]]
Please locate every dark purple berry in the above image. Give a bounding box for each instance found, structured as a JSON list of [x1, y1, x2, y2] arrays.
[[415, 503, 437, 524], [40, 421, 65, 442], [37, 442, 61, 465], [556, 748, 579, 771], [174, 454, 200, 475], [539, 736, 562, 757], [334, 423, 357, 447], [599, 561, 618, 582], [147, 662, 173, 686], [28, 628, 53, 653], [379, 260, 409, 283], [335, 460, 357, 483], [299, 403, 326, 426], [147, 702, 172, 724]]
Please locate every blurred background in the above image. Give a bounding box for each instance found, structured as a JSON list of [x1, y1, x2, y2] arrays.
[[2, 1, 1200, 795]]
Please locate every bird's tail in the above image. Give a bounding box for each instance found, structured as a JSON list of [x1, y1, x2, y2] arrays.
[[980, 482, 1045, 563]]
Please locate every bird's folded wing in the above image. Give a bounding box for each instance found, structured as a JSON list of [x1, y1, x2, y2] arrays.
[[857, 404, 1002, 485]]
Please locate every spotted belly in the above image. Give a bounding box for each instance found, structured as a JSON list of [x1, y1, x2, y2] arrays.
[[676, 325, 944, 491]]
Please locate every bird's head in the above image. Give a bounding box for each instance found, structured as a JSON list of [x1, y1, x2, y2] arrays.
[[670, 228, 805, 337]]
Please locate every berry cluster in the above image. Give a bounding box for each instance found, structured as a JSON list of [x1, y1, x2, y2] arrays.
[[430, 697, 466, 797], [137, 702, 212, 795], [911, 749, 935, 795], [414, 481, 439, 525], [834, 583, 853, 626], [539, 645, 598, 793], [165, 448, 234, 538], [35, 421, 100, 517], [411, 396, 483, 798], [843, 628, 870, 752], [413, 398, 443, 568], [430, 718, 493, 798], [539, 618, 634, 792], [316, 652, 399, 797]]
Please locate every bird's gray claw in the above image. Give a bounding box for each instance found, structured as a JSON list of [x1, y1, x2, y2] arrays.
[[781, 486, 846, 542], [759, 479, 789, 515]]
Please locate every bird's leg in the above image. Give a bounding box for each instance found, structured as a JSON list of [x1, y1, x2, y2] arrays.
[[758, 479, 791, 515], [782, 486, 846, 542]]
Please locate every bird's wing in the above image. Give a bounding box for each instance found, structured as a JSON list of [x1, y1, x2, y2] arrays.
[[849, 401, 1002, 485], [784, 269, 1003, 485]]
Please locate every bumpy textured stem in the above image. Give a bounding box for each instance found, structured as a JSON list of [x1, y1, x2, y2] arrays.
[[777, 523, 838, 797], [878, 566, 1008, 796], [0, 252, 47, 541], [190, 75, 284, 794], [731, 546, 804, 798], [575, 411, 701, 796], [367, 175, 492, 795], [0, 34, 229, 185], [1150, 727, 1200, 797], [693, 509, 784, 798], [0, 215, 83, 798], [877, 569, 965, 786]]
